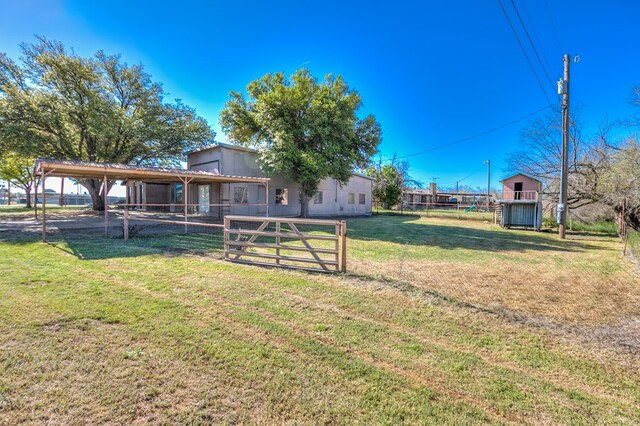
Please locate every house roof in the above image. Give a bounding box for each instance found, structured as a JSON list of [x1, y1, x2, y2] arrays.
[[34, 159, 270, 184], [351, 172, 375, 181], [499, 173, 541, 184], [186, 142, 258, 155], [187, 143, 375, 181]]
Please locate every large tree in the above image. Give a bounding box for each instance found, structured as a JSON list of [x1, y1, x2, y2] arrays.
[[0, 151, 38, 208], [0, 37, 213, 210], [220, 69, 381, 217], [508, 98, 640, 230]]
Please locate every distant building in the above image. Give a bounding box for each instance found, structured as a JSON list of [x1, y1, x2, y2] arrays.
[[403, 182, 493, 209]]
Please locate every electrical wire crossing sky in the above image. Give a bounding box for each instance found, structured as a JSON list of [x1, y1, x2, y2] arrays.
[[1, 0, 639, 191]]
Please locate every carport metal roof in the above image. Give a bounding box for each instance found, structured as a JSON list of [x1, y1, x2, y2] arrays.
[[34, 158, 270, 243], [34, 158, 270, 184]]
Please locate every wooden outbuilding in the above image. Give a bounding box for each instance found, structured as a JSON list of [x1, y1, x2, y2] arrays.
[[497, 173, 543, 230]]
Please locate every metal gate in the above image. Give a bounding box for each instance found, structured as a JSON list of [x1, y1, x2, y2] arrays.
[[223, 215, 347, 273]]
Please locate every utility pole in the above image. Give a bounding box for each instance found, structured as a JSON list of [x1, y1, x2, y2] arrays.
[[557, 54, 570, 239], [483, 160, 491, 199]]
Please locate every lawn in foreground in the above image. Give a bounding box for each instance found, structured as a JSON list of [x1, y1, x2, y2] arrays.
[[1, 232, 639, 424]]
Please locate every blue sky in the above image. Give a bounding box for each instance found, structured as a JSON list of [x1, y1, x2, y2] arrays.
[[1, 0, 639, 191]]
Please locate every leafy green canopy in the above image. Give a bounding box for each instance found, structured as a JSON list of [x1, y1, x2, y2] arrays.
[[0, 37, 213, 209], [0, 151, 38, 208], [220, 69, 381, 215], [367, 164, 404, 209]]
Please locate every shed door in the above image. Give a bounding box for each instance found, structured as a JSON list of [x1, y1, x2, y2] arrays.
[[509, 203, 535, 227]]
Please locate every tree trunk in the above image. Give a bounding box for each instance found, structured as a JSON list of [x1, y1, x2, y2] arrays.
[[25, 187, 32, 209], [300, 193, 310, 218], [79, 178, 113, 211]]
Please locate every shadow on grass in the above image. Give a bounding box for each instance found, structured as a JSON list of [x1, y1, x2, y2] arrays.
[[58, 230, 225, 260], [0, 227, 225, 261], [346, 213, 601, 253]]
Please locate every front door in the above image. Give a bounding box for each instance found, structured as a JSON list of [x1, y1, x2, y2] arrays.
[[199, 185, 210, 213]]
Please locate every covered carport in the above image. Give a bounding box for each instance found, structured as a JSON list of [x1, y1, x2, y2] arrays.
[[34, 159, 270, 242]]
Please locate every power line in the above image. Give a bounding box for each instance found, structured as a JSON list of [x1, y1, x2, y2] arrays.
[[519, 0, 555, 83], [458, 164, 487, 184], [509, 0, 556, 93], [497, 0, 554, 108], [544, 0, 564, 56], [441, 164, 487, 189], [389, 105, 551, 161]]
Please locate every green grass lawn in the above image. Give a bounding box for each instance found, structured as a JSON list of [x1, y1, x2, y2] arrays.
[[0, 204, 90, 218], [1, 214, 639, 423]]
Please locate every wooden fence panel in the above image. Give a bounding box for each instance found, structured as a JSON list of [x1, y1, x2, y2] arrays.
[[223, 215, 347, 273]]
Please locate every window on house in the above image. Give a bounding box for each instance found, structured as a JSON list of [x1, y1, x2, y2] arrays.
[[348, 193, 355, 204], [173, 184, 183, 204], [313, 191, 323, 204], [234, 186, 248, 204], [359, 193, 366, 205], [275, 188, 288, 205]]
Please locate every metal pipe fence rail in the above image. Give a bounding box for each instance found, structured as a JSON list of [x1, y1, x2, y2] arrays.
[[121, 203, 269, 240], [223, 215, 347, 273]]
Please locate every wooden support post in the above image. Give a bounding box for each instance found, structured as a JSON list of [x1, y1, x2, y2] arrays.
[[275, 221, 281, 264], [335, 222, 340, 271], [183, 178, 190, 233], [223, 216, 230, 260], [265, 181, 269, 217], [60, 178, 64, 207], [339, 220, 347, 273], [41, 168, 46, 242], [123, 207, 129, 241], [103, 172, 108, 238]]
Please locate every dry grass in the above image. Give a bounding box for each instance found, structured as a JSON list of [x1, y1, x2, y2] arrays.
[[347, 214, 640, 326]]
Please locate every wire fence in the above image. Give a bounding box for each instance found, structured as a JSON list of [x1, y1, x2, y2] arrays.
[[3, 205, 639, 346]]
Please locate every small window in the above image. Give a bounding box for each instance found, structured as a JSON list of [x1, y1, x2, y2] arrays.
[[313, 191, 323, 204], [275, 188, 288, 205], [359, 193, 366, 205], [348, 193, 355, 205], [234, 186, 248, 204], [173, 184, 184, 204]]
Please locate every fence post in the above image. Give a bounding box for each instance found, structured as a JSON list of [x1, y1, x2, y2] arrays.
[[340, 220, 347, 273], [223, 216, 229, 260], [275, 221, 281, 264], [123, 207, 129, 241]]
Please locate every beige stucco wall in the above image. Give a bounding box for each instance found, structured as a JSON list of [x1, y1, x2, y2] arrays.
[[187, 146, 373, 217]]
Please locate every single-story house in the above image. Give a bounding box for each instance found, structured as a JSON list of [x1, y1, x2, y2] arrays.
[[142, 142, 373, 217]]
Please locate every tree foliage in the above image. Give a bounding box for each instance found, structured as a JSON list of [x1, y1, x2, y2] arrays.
[[0, 37, 213, 210], [220, 69, 381, 217], [508, 94, 640, 230], [0, 151, 38, 208], [367, 154, 421, 209], [367, 164, 403, 209]]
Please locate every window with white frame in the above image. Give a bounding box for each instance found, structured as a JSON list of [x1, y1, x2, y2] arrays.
[[234, 186, 248, 204], [313, 191, 323, 204], [275, 188, 288, 205], [348, 192, 355, 204], [359, 193, 366, 205]]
